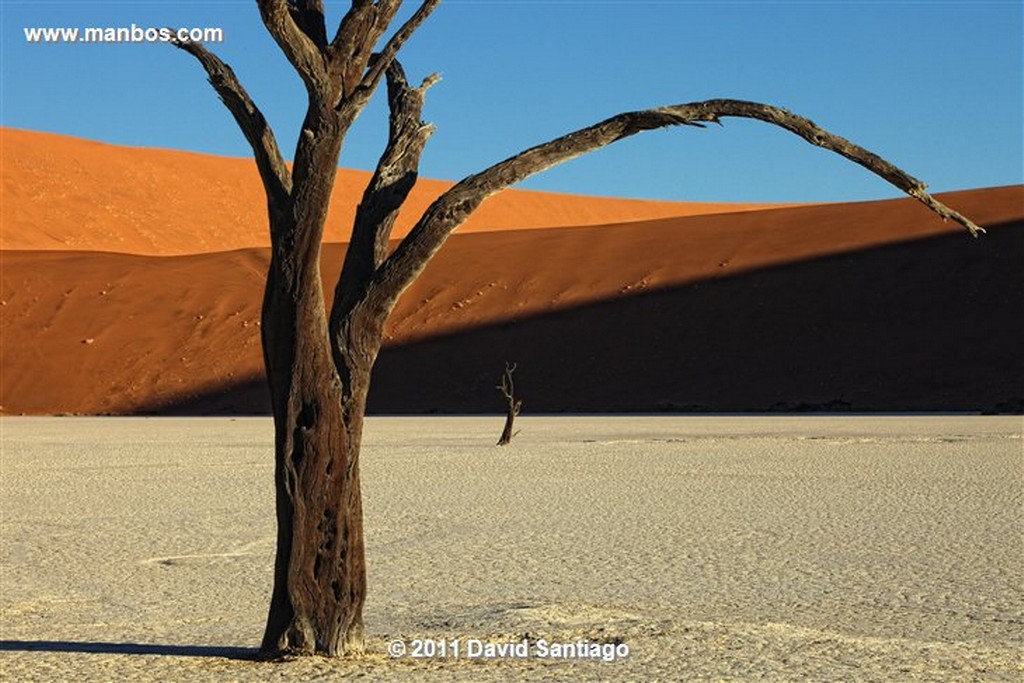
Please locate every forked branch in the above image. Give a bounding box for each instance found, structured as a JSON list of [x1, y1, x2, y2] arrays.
[[257, 0, 329, 92], [334, 60, 438, 313], [170, 38, 292, 210], [288, 0, 328, 50], [329, 1, 401, 99], [353, 1, 441, 100], [368, 98, 984, 312], [327, 1, 437, 106]]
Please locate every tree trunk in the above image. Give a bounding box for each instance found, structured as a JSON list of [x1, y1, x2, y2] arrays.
[[256, 103, 373, 658], [255, 227, 384, 655], [258, 248, 370, 658], [178, 6, 438, 656], [496, 408, 519, 447]]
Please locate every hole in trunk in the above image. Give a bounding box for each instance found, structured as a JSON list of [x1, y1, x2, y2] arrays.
[[291, 400, 319, 470], [299, 400, 318, 428]]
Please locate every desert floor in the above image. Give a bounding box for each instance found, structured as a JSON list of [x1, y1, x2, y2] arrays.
[[1, 416, 1021, 681]]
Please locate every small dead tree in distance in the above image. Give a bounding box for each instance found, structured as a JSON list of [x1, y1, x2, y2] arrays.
[[169, 0, 982, 659], [497, 362, 522, 446]]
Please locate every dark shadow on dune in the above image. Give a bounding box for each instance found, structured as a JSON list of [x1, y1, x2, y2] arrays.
[[150, 219, 1024, 415], [0, 639, 255, 659]]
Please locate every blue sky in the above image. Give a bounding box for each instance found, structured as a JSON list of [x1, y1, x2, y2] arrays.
[[2, 1, 1021, 202]]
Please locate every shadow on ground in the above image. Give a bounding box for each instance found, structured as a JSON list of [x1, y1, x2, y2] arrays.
[[0, 639, 254, 660]]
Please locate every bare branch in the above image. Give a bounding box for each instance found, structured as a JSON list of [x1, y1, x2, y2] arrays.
[[257, 0, 328, 92], [497, 362, 517, 401], [170, 38, 292, 210], [353, 0, 440, 99], [333, 61, 438, 315], [367, 98, 984, 314]]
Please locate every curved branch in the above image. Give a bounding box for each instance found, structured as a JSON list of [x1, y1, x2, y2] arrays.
[[367, 98, 984, 314], [170, 38, 292, 210]]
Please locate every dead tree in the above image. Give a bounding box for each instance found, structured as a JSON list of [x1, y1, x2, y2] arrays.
[[170, 0, 982, 659], [496, 362, 522, 446]]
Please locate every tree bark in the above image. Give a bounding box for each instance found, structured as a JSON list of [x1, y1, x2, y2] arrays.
[[259, 257, 367, 657]]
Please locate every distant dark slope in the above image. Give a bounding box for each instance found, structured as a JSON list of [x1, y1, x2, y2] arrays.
[[368, 220, 1023, 414], [146, 219, 1024, 415]]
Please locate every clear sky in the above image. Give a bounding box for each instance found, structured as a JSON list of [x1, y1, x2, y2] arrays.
[[2, 1, 1021, 202]]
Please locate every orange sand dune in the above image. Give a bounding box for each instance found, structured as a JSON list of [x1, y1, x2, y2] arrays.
[[1, 128, 790, 255], [2, 185, 1021, 415]]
